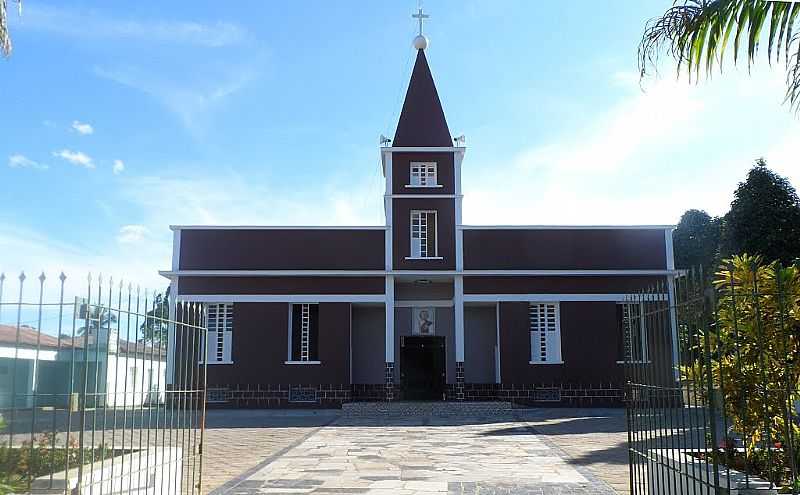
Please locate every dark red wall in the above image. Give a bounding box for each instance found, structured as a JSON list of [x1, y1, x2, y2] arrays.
[[392, 197, 455, 270], [179, 229, 385, 270], [205, 302, 351, 387], [179, 276, 385, 295], [391, 152, 455, 194], [498, 301, 624, 385], [464, 229, 667, 270], [464, 276, 666, 294]]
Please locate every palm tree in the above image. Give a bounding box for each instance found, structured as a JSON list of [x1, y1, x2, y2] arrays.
[[639, 1, 800, 112], [1, 0, 21, 58], [77, 304, 118, 337]]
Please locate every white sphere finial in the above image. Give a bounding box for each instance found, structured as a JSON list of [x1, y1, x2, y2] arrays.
[[413, 34, 428, 50]]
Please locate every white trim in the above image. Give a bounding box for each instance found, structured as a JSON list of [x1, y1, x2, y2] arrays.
[[454, 276, 464, 362], [205, 360, 234, 365], [284, 360, 321, 365], [384, 146, 465, 152], [404, 184, 444, 189], [616, 360, 652, 365], [665, 228, 676, 270], [181, 294, 385, 303], [0, 347, 58, 361], [529, 361, 564, 365], [459, 225, 675, 230], [667, 277, 680, 382], [404, 256, 444, 260], [162, 269, 678, 278], [287, 304, 293, 363], [390, 194, 460, 199], [495, 302, 501, 384], [166, 229, 181, 385], [454, 149, 464, 272], [385, 276, 395, 363], [170, 225, 387, 231], [385, 152, 393, 270], [465, 293, 668, 302], [395, 300, 453, 307]]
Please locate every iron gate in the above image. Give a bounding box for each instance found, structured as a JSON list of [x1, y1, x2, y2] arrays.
[[625, 259, 800, 494], [0, 271, 208, 494]]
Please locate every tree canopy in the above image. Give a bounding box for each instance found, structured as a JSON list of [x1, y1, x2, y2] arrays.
[[723, 159, 800, 265], [674, 159, 800, 268]]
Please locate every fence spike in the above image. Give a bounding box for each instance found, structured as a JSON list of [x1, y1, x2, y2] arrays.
[[19, 271, 26, 283], [38, 271, 46, 283], [59, 272, 66, 283]]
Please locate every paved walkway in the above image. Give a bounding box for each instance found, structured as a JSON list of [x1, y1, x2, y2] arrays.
[[207, 410, 627, 495]]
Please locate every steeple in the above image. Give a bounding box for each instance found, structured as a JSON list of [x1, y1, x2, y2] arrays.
[[392, 9, 452, 147]]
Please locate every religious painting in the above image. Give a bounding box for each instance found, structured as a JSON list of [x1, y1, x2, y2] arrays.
[[412, 307, 435, 335]]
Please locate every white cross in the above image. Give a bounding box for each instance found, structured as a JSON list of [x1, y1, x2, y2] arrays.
[[412, 7, 429, 36]]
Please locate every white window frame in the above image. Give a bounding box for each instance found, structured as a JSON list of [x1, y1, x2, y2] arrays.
[[286, 303, 321, 365], [406, 162, 441, 188], [408, 210, 441, 259], [529, 302, 563, 365], [203, 303, 234, 364], [617, 302, 649, 364]]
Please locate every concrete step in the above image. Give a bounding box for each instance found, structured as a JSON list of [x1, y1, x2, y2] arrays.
[[341, 401, 515, 417]]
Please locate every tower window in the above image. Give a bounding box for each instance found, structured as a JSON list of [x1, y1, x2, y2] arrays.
[[409, 162, 438, 187], [410, 210, 438, 258]]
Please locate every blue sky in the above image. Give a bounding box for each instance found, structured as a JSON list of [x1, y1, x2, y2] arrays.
[[1, 0, 799, 296]]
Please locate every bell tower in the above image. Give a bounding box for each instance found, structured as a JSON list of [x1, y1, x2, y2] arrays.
[[380, 6, 467, 400]]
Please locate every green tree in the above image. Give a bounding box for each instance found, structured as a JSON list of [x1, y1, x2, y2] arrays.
[[639, 1, 800, 111], [673, 209, 722, 271], [1, 0, 21, 58], [77, 304, 118, 337], [722, 159, 800, 264], [140, 287, 170, 347]]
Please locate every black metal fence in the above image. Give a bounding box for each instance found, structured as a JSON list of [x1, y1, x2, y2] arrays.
[[0, 271, 208, 494], [625, 259, 800, 494]]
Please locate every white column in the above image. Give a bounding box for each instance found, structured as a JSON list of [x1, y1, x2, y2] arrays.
[[665, 228, 680, 382], [454, 149, 464, 272], [454, 275, 464, 361], [166, 227, 181, 385], [385, 275, 395, 363]]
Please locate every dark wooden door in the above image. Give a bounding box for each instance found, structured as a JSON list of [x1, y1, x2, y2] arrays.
[[400, 336, 446, 400]]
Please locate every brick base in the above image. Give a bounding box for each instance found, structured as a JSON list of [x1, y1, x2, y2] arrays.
[[205, 382, 624, 408], [204, 384, 351, 408], [447, 383, 624, 407]]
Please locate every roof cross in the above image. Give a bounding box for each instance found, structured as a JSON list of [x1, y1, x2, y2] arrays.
[[412, 7, 429, 36]]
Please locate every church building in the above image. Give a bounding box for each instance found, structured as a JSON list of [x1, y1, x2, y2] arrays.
[[161, 12, 676, 408]]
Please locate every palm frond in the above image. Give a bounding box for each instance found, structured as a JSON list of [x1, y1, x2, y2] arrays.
[[1, 0, 12, 58], [639, 0, 800, 112], [1, 0, 21, 58]]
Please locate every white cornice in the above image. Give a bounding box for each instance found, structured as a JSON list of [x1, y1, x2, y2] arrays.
[[170, 225, 387, 231], [159, 269, 678, 278], [458, 225, 676, 230], [382, 146, 466, 152]]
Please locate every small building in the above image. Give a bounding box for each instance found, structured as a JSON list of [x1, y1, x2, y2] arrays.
[[0, 324, 166, 410], [162, 25, 676, 408]]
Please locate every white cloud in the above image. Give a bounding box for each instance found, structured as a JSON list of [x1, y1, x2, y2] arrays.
[[463, 66, 800, 226], [52, 149, 95, 169], [94, 65, 257, 135], [71, 120, 94, 135], [8, 154, 48, 170], [117, 225, 149, 244], [21, 5, 249, 47], [112, 159, 125, 175]]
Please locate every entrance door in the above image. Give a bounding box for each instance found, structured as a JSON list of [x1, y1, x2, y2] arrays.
[[400, 336, 446, 400]]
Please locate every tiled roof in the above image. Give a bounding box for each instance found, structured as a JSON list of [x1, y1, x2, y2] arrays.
[[0, 324, 166, 358]]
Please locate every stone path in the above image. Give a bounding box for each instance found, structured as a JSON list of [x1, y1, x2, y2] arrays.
[[217, 414, 618, 494]]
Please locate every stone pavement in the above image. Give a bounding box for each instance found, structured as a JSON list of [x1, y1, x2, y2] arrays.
[[213, 413, 621, 494], [516, 409, 629, 495], [202, 410, 339, 494]]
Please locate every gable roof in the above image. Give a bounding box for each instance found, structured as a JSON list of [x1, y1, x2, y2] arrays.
[[0, 324, 61, 349], [393, 49, 452, 147]]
